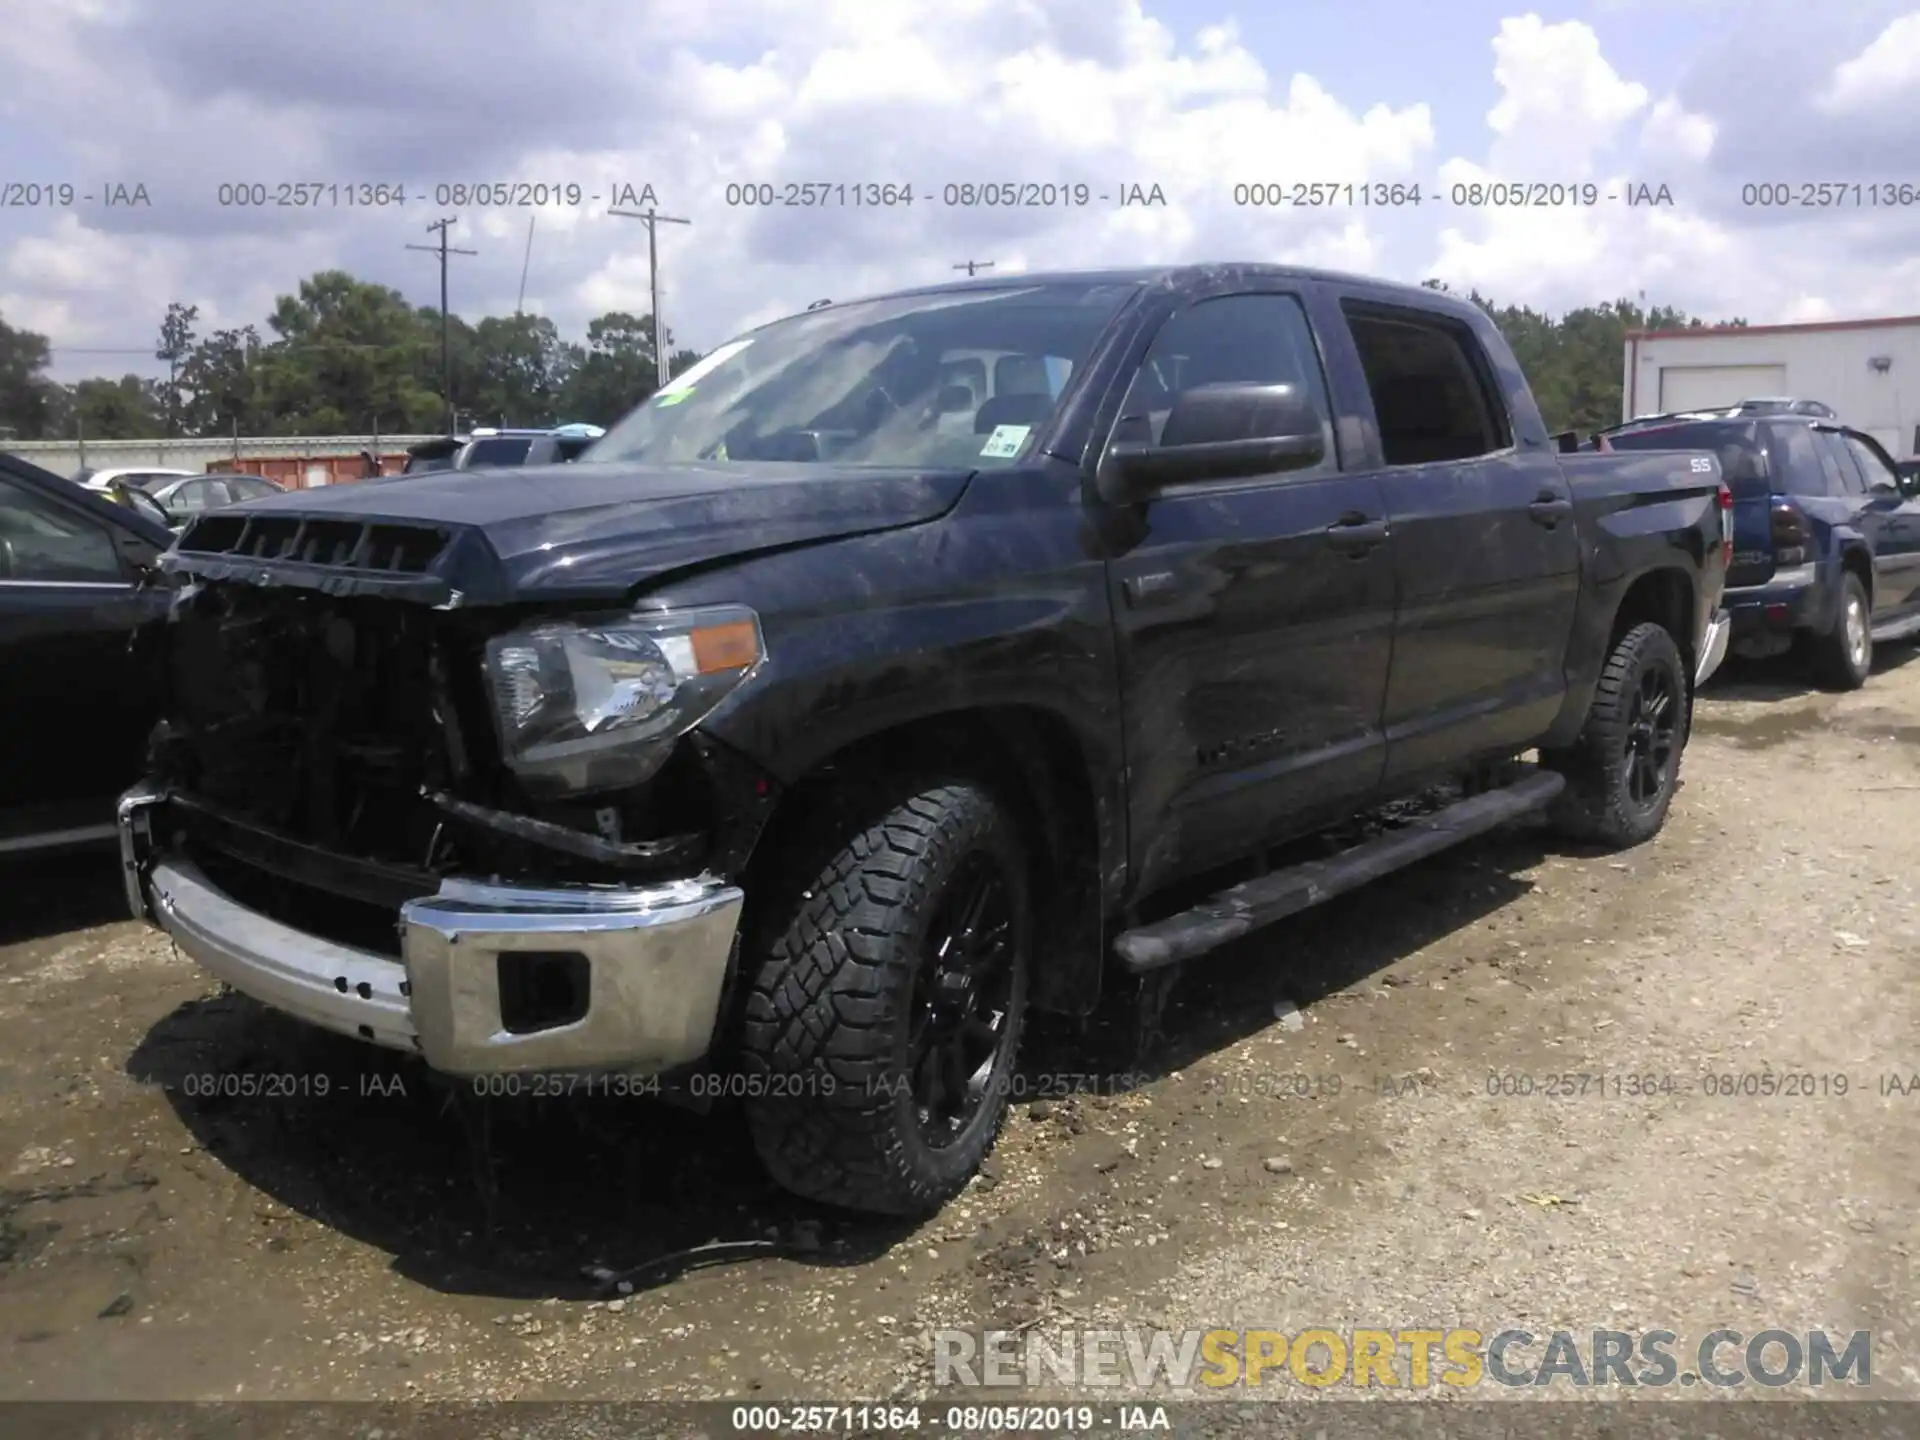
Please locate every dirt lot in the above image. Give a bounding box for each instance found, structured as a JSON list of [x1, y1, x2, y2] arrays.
[[3, 649, 1919, 1407]]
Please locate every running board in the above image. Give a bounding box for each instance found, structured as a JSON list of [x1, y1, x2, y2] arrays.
[[1871, 611, 1920, 643], [1111, 768, 1566, 973]]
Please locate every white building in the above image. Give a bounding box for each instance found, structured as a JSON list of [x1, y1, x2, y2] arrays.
[[1622, 315, 1920, 457]]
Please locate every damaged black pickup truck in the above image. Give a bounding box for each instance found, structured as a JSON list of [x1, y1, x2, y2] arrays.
[[121, 265, 1732, 1217]]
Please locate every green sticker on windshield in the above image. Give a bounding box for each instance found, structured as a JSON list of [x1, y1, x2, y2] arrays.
[[980, 424, 1029, 459], [654, 388, 694, 406]]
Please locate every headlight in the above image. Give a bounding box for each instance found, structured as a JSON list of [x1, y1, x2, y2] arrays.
[[483, 604, 764, 794]]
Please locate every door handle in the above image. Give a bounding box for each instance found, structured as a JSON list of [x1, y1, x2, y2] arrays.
[[1325, 516, 1388, 553], [1528, 493, 1573, 527], [1122, 570, 1180, 606]]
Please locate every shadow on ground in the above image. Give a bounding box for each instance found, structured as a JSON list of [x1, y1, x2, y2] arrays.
[[1700, 638, 1920, 705], [0, 847, 129, 948], [121, 813, 1561, 1304]]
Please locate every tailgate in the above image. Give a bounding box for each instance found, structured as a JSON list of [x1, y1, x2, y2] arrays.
[[1606, 421, 1772, 585], [1724, 474, 1775, 586]]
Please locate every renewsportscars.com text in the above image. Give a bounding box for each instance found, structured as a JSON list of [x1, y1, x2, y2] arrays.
[[932, 1327, 1871, 1390]]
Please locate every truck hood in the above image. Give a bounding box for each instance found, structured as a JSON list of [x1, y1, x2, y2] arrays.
[[163, 460, 976, 607]]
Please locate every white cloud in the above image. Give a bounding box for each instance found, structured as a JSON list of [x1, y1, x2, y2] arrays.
[[1483, 15, 1648, 176], [0, 0, 1911, 388], [1817, 12, 1920, 113], [1639, 97, 1715, 164]]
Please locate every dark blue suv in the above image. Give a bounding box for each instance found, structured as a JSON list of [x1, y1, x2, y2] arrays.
[[1604, 415, 1920, 689]]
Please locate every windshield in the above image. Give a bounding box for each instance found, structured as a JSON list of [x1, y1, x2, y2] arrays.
[[462, 437, 536, 468], [587, 281, 1141, 470]]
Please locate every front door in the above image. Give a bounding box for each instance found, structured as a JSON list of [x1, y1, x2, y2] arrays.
[[1099, 290, 1396, 895], [0, 473, 163, 840]]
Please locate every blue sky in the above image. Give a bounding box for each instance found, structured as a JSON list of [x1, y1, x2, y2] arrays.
[[0, 0, 1915, 381]]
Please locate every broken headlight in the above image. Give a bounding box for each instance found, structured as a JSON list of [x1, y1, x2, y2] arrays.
[[482, 604, 764, 795]]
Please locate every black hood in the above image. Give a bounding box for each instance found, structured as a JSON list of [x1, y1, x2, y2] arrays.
[[164, 460, 975, 607]]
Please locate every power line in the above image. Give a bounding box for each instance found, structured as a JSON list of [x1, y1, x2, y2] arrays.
[[954, 260, 995, 278], [607, 206, 691, 387], [406, 217, 477, 436]]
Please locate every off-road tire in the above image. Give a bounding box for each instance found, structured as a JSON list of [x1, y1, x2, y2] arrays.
[[1543, 621, 1689, 849], [739, 779, 1030, 1217], [1805, 571, 1872, 691]]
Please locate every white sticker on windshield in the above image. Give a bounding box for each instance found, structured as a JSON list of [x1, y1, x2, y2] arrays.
[[652, 338, 754, 400], [980, 424, 1030, 459]]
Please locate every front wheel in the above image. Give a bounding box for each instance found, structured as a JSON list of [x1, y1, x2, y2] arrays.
[[739, 779, 1030, 1217], [1543, 621, 1689, 849]]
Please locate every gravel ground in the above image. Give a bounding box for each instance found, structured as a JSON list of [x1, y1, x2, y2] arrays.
[[1, 648, 1917, 1415]]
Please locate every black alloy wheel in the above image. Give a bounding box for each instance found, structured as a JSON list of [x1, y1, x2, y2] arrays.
[[1623, 663, 1679, 810], [907, 851, 1018, 1147]]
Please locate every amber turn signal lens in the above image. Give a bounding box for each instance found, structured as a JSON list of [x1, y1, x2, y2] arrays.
[[690, 620, 761, 673]]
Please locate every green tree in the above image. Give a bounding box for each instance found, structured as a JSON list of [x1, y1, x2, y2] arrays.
[[179, 325, 263, 436], [68, 375, 165, 440], [465, 313, 577, 427], [0, 313, 56, 440], [557, 311, 674, 425], [256, 271, 441, 434], [156, 301, 199, 436]]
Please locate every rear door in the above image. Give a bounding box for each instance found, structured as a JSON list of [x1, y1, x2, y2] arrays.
[[1331, 298, 1581, 782]]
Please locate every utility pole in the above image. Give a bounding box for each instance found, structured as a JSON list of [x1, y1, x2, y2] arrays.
[[608, 206, 691, 387], [954, 260, 995, 278], [407, 217, 477, 436], [516, 213, 536, 315]]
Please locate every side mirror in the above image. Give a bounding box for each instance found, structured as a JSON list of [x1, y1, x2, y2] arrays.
[[1099, 382, 1326, 502]]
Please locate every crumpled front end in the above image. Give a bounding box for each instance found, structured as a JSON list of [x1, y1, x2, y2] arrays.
[[123, 572, 776, 1075]]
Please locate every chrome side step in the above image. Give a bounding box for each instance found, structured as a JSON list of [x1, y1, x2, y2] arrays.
[[1112, 768, 1566, 973]]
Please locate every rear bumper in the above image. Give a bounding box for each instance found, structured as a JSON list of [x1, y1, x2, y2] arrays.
[[118, 786, 743, 1075], [1724, 564, 1820, 637], [1695, 610, 1731, 688]]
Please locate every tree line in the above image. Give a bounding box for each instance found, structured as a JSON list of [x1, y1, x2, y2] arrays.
[[0, 269, 1746, 443], [0, 270, 701, 442]]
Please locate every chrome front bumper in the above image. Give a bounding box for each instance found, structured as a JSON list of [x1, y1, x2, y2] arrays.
[[1696, 609, 1731, 688], [118, 787, 743, 1075]]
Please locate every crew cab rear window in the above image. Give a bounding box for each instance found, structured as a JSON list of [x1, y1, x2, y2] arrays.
[[1342, 305, 1512, 465]]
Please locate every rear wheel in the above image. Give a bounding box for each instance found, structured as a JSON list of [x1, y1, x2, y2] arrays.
[[1544, 621, 1689, 849], [739, 779, 1029, 1217], [1806, 571, 1872, 691]]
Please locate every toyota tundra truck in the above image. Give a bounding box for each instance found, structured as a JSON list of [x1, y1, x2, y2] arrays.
[[119, 264, 1732, 1217]]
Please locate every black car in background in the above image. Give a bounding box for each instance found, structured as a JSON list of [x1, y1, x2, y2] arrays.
[[0, 452, 174, 855], [1603, 413, 1920, 688]]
